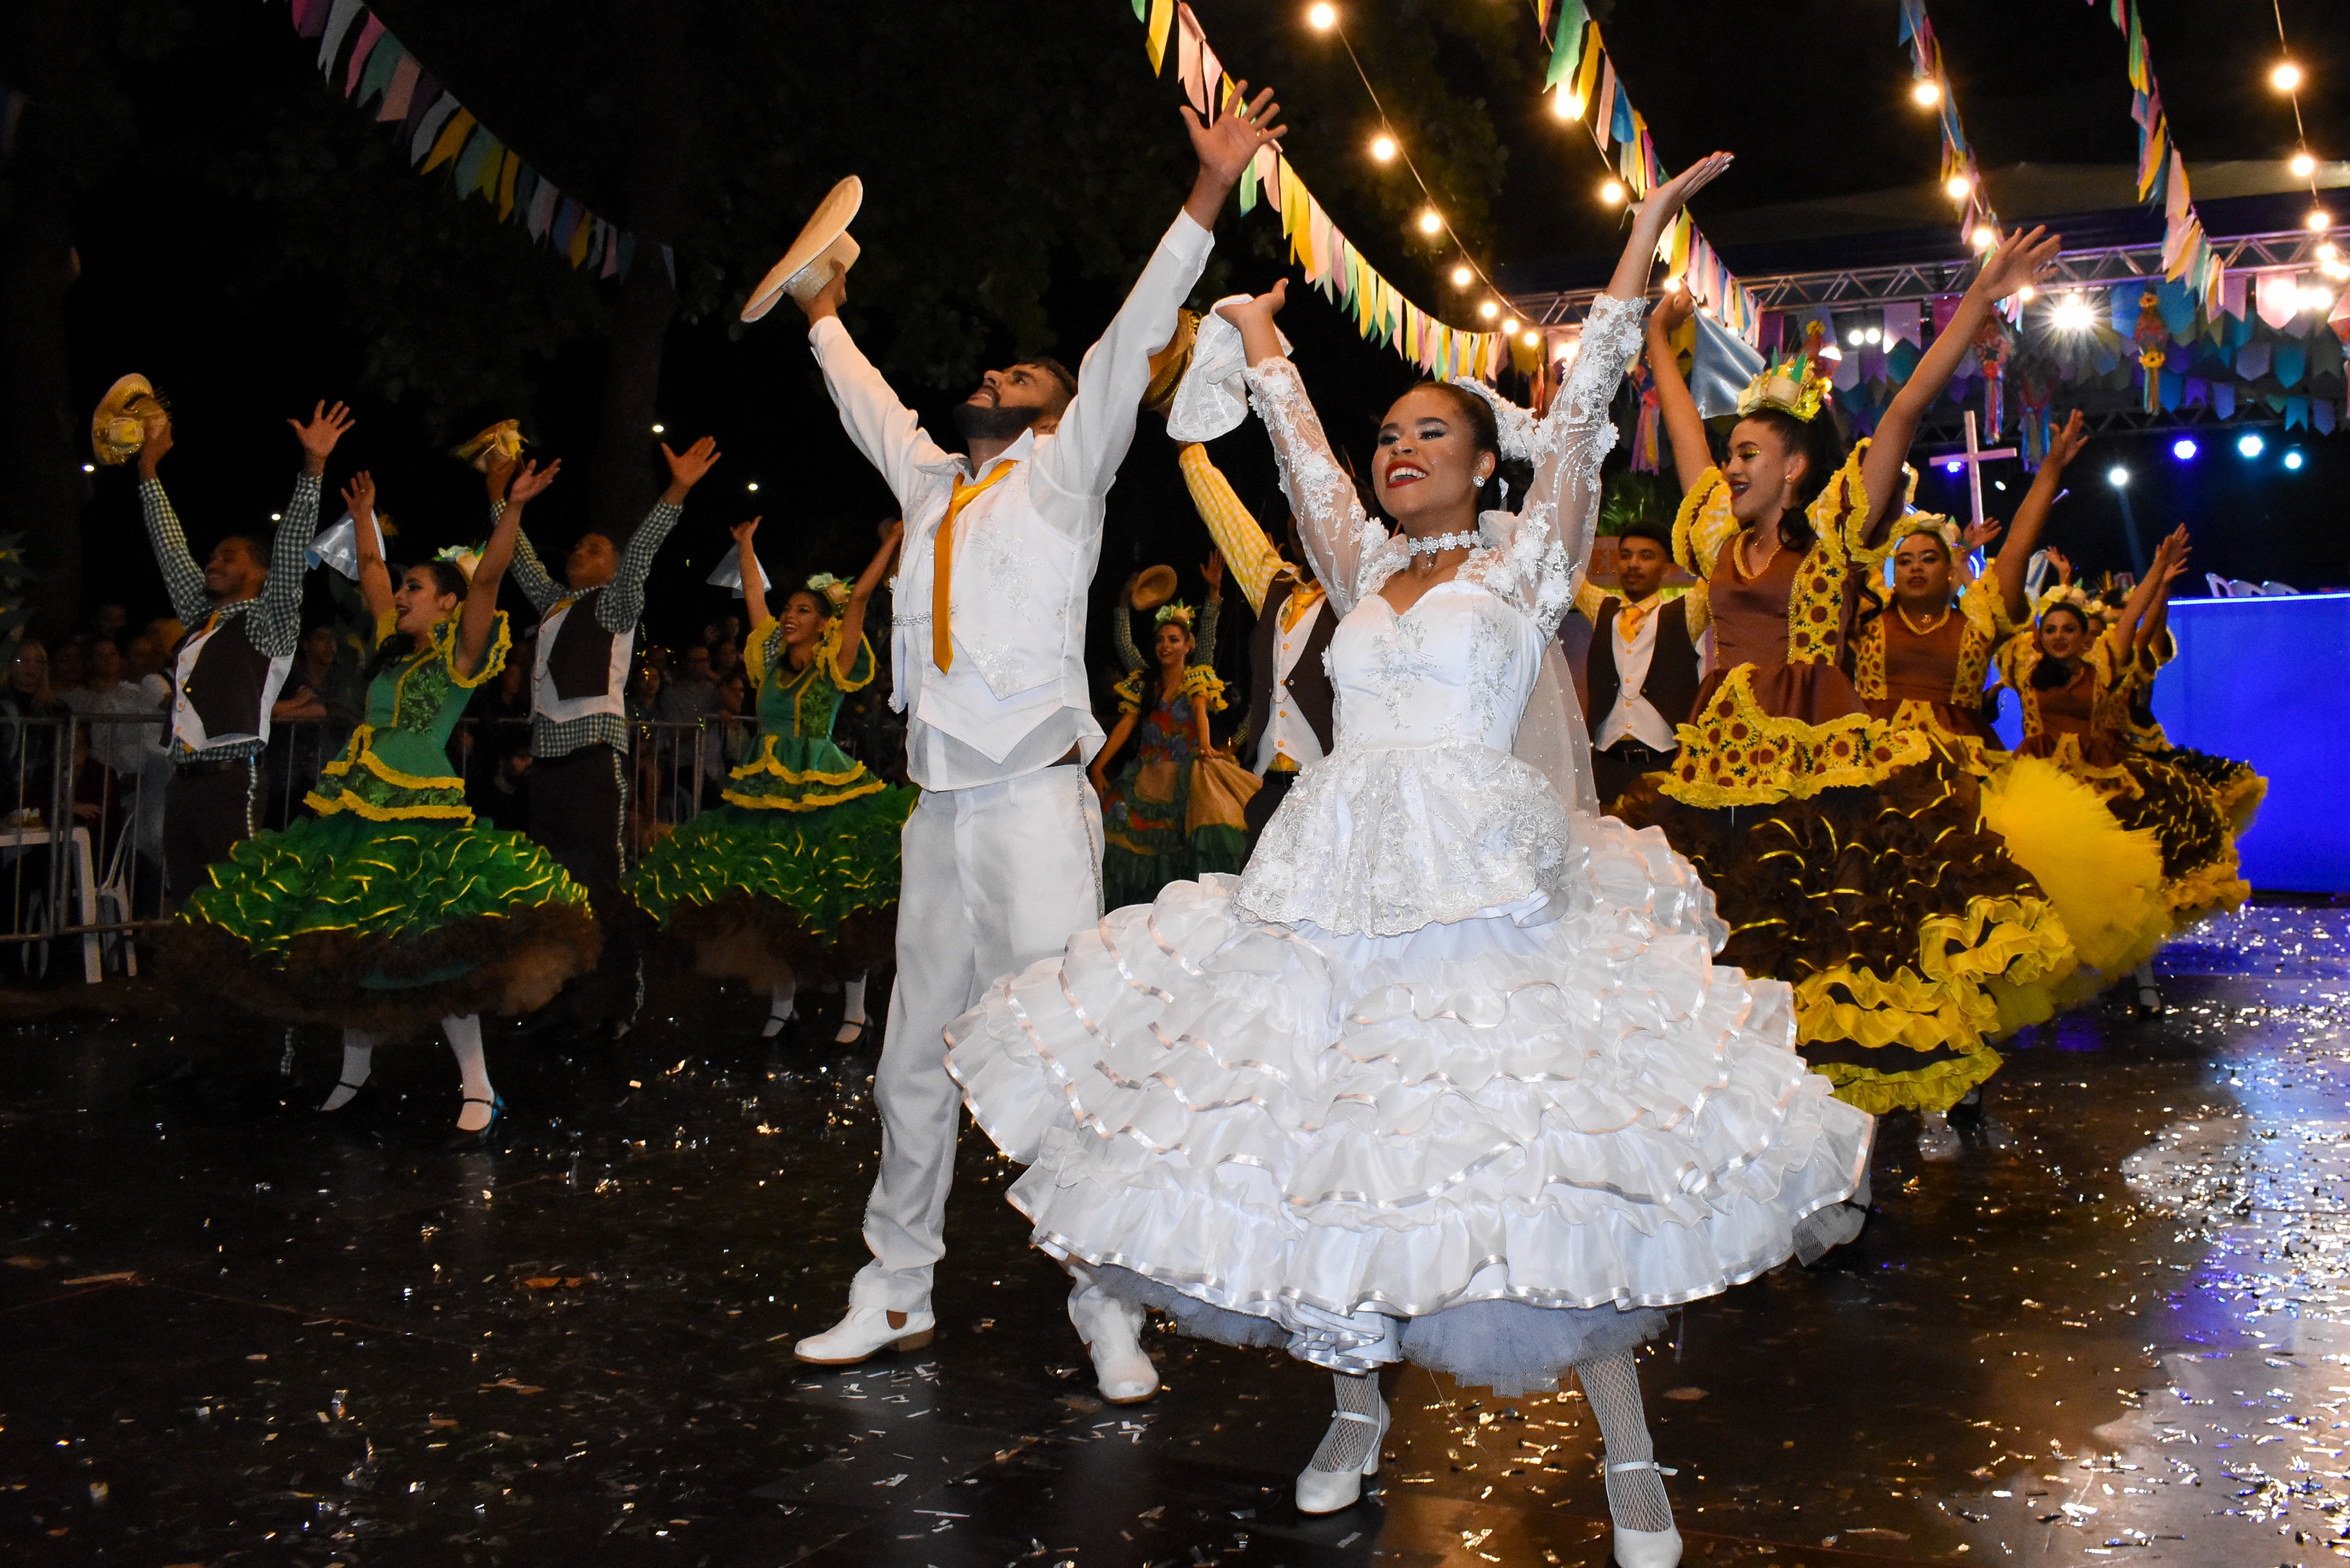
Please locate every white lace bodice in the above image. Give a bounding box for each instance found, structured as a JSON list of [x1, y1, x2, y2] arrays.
[[1329, 584, 1546, 755], [1229, 295, 1650, 936]]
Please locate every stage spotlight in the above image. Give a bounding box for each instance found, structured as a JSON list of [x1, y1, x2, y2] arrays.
[[1943, 459, 1964, 475], [1912, 80, 1942, 107], [2105, 465, 2130, 488], [2238, 432, 2266, 458], [2172, 438, 2198, 461], [1848, 328, 1865, 347], [2051, 292, 2095, 331], [1865, 325, 1883, 344], [2285, 450, 2305, 470]]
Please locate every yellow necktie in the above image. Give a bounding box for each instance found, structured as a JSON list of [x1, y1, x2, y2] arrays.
[[1616, 593, 1654, 641], [932, 459, 1017, 672]]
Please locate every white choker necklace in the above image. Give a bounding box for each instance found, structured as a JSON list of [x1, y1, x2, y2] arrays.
[[1402, 530, 1478, 558]]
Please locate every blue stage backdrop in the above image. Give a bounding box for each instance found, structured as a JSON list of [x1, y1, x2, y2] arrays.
[[1988, 595, 2349, 892]]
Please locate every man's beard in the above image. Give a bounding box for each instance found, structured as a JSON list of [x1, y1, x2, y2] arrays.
[[952, 402, 1044, 442]]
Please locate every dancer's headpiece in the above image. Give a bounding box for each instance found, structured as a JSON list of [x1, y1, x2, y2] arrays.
[[1735, 353, 1832, 423], [1153, 600, 1196, 631], [805, 572, 852, 612], [434, 543, 482, 583], [1444, 376, 1536, 461], [1890, 512, 1962, 552]]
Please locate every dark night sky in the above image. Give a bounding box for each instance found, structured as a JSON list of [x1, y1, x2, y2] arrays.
[[59, 0, 2350, 654]]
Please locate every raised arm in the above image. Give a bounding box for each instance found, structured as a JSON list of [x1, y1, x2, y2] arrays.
[[834, 519, 903, 684], [1196, 551, 1223, 667], [1226, 282, 1387, 616], [484, 450, 562, 613], [732, 516, 770, 631], [1029, 88, 1279, 526], [460, 459, 555, 679], [599, 436, 715, 632], [1178, 443, 1282, 615], [1994, 411, 2085, 622], [2105, 525, 2183, 659], [133, 418, 210, 627], [344, 472, 392, 627], [1644, 285, 1714, 494], [1506, 153, 1732, 636], [1112, 577, 1145, 673], [254, 401, 350, 656], [2134, 525, 2191, 664], [1865, 228, 2061, 543]]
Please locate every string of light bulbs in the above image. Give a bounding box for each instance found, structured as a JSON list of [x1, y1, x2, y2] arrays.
[[1304, 2, 1525, 344], [1896, 0, 2003, 249], [2264, 1, 2342, 281]]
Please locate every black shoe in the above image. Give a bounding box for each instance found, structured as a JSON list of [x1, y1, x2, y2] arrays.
[[319, 1079, 380, 1119], [445, 1093, 507, 1151], [1947, 1087, 1985, 1129]]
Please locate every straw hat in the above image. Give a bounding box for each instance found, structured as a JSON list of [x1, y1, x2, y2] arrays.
[[742, 176, 863, 322], [451, 419, 525, 472], [91, 374, 167, 466], [1130, 565, 1179, 610], [1142, 310, 1201, 414]]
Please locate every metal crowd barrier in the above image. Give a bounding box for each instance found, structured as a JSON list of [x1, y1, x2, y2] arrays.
[[0, 707, 905, 985]]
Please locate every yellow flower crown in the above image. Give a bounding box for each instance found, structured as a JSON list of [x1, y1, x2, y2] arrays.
[[2032, 583, 2108, 624], [1891, 512, 1961, 551], [1735, 351, 1833, 423]]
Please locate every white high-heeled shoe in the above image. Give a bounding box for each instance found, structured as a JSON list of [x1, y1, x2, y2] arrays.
[[1607, 1458, 1683, 1567], [1294, 1398, 1388, 1514]]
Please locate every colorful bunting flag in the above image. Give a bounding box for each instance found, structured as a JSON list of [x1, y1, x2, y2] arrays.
[[2091, 0, 2223, 314], [1896, 0, 2000, 242], [1121, 2, 1500, 377], [1521, 14, 1760, 342], [278, 0, 641, 280]]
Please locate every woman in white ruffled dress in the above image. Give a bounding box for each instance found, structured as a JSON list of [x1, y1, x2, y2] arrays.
[[945, 155, 1874, 1564]]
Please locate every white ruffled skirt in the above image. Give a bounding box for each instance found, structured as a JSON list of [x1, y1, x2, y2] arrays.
[[945, 754, 1874, 1394]]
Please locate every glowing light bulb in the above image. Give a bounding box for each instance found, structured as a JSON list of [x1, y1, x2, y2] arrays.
[[1599, 179, 1625, 206], [1369, 134, 1397, 163], [2321, 240, 2340, 260], [2273, 61, 2303, 94], [2018, 285, 2036, 302], [80, 463, 94, 474], [1847, 328, 1865, 347], [1450, 264, 1473, 288], [1523, 330, 1542, 348], [1307, 2, 1337, 31], [1972, 225, 1997, 251], [1865, 325, 1883, 344], [1500, 317, 1520, 336], [1552, 84, 1583, 121], [1479, 300, 1500, 321], [2308, 207, 2333, 232], [746, 481, 761, 493], [1912, 80, 1942, 107], [650, 423, 665, 434], [1417, 208, 1442, 235], [2292, 150, 2318, 178], [1946, 174, 1973, 200]]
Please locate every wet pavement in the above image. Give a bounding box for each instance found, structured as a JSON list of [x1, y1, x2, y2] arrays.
[[3, 900, 2348, 1567]]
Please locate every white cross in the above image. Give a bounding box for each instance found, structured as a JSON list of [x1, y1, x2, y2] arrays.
[[1932, 409, 2019, 534]]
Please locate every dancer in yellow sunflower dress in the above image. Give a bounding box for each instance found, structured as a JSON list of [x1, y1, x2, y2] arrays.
[[168, 465, 598, 1138], [1846, 413, 2167, 1147], [630, 518, 914, 1044], [1619, 232, 2079, 1142], [1997, 523, 2253, 968]]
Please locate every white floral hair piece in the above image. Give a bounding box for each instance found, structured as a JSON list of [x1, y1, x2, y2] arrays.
[[1891, 511, 1962, 551], [804, 572, 852, 611], [1445, 376, 1536, 462]]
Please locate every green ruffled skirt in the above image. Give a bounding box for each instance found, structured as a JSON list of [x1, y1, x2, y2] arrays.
[[165, 811, 600, 1034], [629, 782, 917, 988]]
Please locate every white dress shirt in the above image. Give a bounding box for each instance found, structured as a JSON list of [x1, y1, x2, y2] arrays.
[[1593, 592, 1680, 752], [1251, 590, 1329, 774], [811, 212, 1215, 792]]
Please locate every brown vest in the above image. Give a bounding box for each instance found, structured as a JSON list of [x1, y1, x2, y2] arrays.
[[1585, 595, 1702, 737], [171, 613, 287, 750], [1243, 575, 1337, 758]]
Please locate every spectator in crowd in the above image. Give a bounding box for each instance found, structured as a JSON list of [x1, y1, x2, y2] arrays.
[[73, 638, 153, 783]]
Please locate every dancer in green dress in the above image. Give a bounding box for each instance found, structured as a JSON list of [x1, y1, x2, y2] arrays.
[[167, 462, 598, 1138], [631, 517, 914, 1042]]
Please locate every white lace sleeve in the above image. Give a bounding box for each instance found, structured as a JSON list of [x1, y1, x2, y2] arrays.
[[1242, 358, 1398, 620], [1473, 293, 1647, 641]]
